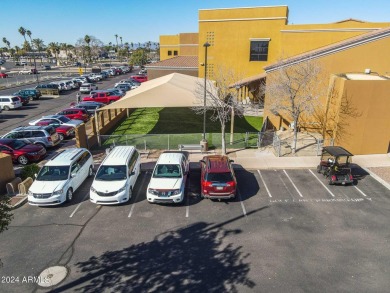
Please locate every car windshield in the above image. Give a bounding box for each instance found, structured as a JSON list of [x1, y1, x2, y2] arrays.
[[153, 164, 182, 178], [37, 166, 69, 181], [9, 140, 27, 150], [205, 172, 233, 182], [57, 116, 70, 123], [95, 165, 127, 181]]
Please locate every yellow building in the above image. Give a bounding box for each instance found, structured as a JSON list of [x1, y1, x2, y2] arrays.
[[159, 33, 199, 61], [159, 5, 390, 154], [197, 5, 390, 102], [263, 27, 390, 155]]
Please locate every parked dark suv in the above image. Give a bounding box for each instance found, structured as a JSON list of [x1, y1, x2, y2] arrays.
[[1, 125, 61, 149], [199, 155, 237, 200], [13, 89, 41, 100]]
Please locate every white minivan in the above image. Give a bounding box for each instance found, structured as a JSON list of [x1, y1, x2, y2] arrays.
[[90, 146, 140, 205], [28, 148, 94, 206]]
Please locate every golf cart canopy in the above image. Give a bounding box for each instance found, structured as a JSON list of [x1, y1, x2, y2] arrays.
[[322, 146, 354, 157]]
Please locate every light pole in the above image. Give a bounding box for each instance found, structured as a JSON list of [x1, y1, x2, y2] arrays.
[[202, 42, 210, 142], [230, 85, 241, 145]]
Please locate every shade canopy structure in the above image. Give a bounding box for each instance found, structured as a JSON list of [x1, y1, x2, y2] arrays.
[[100, 73, 207, 110]]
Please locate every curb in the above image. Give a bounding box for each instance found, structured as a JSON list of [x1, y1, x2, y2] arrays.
[[7, 195, 28, 209], [362, 167, 390, 190]]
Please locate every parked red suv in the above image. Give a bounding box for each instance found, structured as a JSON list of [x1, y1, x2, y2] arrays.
[[130, 75, 148, 83], [35, 121, 75, 140], [0, 138, 47, 165], [56, 108, 90, 122], [200, 155, 237, 199]]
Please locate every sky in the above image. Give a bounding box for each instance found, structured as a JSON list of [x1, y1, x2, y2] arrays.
[[1, 0, 390, 47]]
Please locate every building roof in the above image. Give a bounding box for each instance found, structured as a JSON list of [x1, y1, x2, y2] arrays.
[[265, 26, 390, 72], [100, 73, 208, 110], [231, 72, 266, 87], [145, 56, 198, 69]]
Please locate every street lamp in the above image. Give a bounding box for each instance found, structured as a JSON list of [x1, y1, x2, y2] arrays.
[[230, 85, 241, 145], [202, 42, 210, 142]]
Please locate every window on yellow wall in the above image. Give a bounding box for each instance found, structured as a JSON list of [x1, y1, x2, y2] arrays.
[[174, 50, 178, 56], [250, 41, 269, 61], [168, 51, 172, 56]]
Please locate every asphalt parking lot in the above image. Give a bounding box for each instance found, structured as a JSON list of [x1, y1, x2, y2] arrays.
[[0, 166, 389, 292]]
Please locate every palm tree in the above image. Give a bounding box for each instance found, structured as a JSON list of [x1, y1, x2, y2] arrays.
[[114, 34, 118, 50], [32, 38, 45, 65], [48, 42, 60, 65], [18, 27, 27, 42]]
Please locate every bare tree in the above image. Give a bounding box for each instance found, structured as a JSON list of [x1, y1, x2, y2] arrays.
[[265, 57, 325, 153], [193, 66, 244, 154], [311, 76, 362, 145]]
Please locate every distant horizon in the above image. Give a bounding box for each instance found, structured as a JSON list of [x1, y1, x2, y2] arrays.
[[1, 0, 390, 47]]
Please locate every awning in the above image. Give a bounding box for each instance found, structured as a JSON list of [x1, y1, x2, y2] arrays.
[[230, 72, 267, 88], [100, 73, 206, 110]]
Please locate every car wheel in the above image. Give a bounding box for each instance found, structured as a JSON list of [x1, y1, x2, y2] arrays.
[[66, 188, 73, 202], [17, 155, 29, 165], [88, 166, 93, 178], [3, 106, 10, 111], [328, 179, 334, 185], [200, 193, 205, 199], [58, 133, 64, 141]]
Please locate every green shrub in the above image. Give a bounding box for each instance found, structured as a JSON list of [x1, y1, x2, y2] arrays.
[[20, 164, 40, 181]]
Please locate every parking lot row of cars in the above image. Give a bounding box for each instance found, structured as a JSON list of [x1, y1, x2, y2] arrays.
[[27, 146, 237, 206], [0, 67, 148, 165]]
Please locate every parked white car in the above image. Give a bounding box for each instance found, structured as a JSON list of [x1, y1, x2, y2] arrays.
[[28, 148, 94, 206], [146, 152, 189, 204], [0, 96, 23, 110], [90, 146, 140, 205]]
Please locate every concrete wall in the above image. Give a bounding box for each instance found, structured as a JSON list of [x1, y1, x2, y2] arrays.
[[0, 154, 15, 195], [76, 109, 127, 149], [336, 78, 390, 154]]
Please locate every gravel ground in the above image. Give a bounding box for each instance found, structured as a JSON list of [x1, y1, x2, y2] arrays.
[[368, 167, 390, 184]]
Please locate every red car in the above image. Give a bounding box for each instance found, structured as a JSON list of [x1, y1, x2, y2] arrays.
[[199, 155, 237, 200], [0, 138, 46, 165], [82, 91, 121, 104], [0, 72, 8, 78], [131, 75, 148, 83], [35, 121, 75, 140], [56, 108, 90, 122]]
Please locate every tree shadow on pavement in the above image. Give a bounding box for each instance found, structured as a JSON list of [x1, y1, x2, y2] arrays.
[[52, 218, 258, 292]]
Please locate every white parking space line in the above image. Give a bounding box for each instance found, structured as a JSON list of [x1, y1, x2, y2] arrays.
[[237, 188, 247, 217], [69, 192, 90, 218], [186, 202, 189, 218], [128, 174, 147, 218], [257, 170, 272, 198], [308, 169, 336, 197], [354, 186, 368, 197], [283, 170, 304, 198]]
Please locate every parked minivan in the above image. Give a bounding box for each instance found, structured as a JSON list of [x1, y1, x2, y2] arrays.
[[28, 148, 94, 206], [90, 146, 140, 205], [0, 96, 23, 110]]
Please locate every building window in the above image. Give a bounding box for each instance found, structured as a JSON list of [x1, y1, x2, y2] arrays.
[[174, 50, 178, 56], [168, 51, 172, 56], [250, 41, 269, 61]]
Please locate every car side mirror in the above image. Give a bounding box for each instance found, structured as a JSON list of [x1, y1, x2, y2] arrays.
[[199, 160, 205, 164], [229, 160, 234, 163], [71, 173, 77, 178], [34, 173, 37, 178], [130, 171, 135, 176]]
